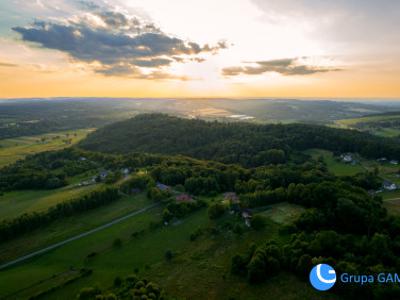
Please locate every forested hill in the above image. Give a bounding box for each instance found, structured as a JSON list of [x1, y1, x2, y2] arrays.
[[79, 114, 400, 166]]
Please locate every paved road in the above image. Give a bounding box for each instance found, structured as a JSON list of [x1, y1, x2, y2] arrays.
[[0, 203, 159, 271]]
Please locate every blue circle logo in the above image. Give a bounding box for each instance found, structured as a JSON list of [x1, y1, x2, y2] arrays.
[[309, 264, 336, 291]]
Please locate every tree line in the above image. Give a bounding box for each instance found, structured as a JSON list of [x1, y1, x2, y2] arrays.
[[80, 114, 400, 167], [0, 188, 120, 243]]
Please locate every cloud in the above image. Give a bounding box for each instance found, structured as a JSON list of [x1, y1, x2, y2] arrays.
[[0, 61, 18, 67], [95, 64, 188, 81], [251, 0, 400, 48], [222, 58, 341, 77], [12, 3, 227, 79]]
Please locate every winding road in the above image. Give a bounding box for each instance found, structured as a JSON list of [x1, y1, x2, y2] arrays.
[[0, 203, 159, 271]]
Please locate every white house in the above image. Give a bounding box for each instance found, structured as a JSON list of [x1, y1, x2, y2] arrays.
[[383, 180, 397, 191], [340, 153, 353, 163]]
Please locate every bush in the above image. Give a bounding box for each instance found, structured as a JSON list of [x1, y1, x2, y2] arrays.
[[78, 287, 101, 300], [208, 202, 226, 219], [251, 215, 266, 231], [113, 276, 122, 287], [233, 224, 244, 235], [165, 250, 173, 261], [113, 238, 122, 248]]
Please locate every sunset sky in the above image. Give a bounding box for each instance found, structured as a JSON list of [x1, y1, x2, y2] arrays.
[[0, 0, 399, 98]]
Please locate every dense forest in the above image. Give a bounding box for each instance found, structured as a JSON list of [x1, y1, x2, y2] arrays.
[[80, 114, 400, 167]]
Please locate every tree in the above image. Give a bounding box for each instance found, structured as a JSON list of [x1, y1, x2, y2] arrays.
[[165, 250, 173, 261], [296, 254, 312, 277], [247, 253, 266, 283], [162, 208, 173, 223], [208, 203, 226, 219], [251, 215, 266, 230], [113, 276, 122, 287], [113, 238, 122, 248], [265, 257, 281, 277]]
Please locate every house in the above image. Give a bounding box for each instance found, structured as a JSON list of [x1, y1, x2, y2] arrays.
[[224, 192, 240, 203], [79, 157, 87, 161], [78, 177, 96, 187], [175, 193, 194, 203], [156, 182, 170, 191], [390, 160, 399, 165], [340, 153, 353, 163], [121, 168, 130, 176], [241, 209, 252, 227], [377, 157, 387, 163], [99, 170, 109, 180], [383, 180, 397, 191], [224, 192, 241, 212]]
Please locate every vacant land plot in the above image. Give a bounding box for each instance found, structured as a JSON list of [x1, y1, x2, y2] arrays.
[[305, 149, 364, 176], [0, 193, 151, 264], [0, 183, 103, 221], [383, 198, 400, 216], [258, 202, 305, 225], [0, 128, 94, 168]]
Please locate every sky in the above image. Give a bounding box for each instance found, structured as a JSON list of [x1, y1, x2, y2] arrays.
[[0, 0, 399, 98]]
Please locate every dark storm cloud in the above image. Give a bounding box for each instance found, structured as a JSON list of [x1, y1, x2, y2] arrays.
[[12, 4, 227, 79], [222, 58, 340, 76]]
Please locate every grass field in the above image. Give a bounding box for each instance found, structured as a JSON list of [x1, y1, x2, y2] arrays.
[[0, 193, 151, 264], [305, 148, 400, 203], [0, 128, 94, 168], [258, 202, 305, 225], [335, 115, 400, 127], [335, 115, 400, 137], [383, 199, 400, 216], [0, 201, 338, 300], [305, 149, 364, 176], [0, 183, 103, 221]]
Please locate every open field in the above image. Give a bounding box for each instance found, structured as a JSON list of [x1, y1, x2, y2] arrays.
[[0, 193, 151, 264], [305, 149, 364, 176], [0, 128, 94, 168], [0, 183, 103, 221], [258, 202, 305, 225], [335, 114, 400, 137], [383, 198, 400, 216], [335, 114, 400, 127], [306, 149, 400, 208], [0, 202, 337, 300], [145, 213, 335, 300], [381, 189, 400, 201]]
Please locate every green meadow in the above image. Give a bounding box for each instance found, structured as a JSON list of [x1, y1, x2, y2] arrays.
[[335, 114, 400, 137], [0, 184, 103, 221], [0, 128, 94, 168], [305, 149, 364, 176], [0, 200, 337, 300], [0, 193, 151, 264]]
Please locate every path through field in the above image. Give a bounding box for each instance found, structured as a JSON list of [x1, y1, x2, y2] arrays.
[[0, 203, 159, 271]]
